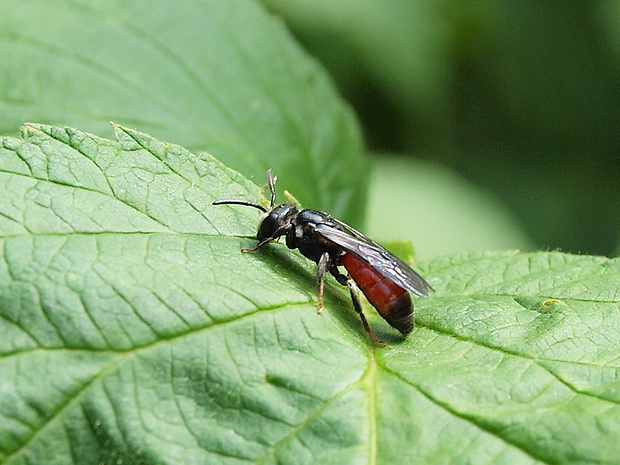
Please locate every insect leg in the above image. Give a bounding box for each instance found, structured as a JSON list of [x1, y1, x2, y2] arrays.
[[316, 252, 330, 314], [345, 279, 385, 345], [241, 237, 275, 253], [329, 265, 385, 345]]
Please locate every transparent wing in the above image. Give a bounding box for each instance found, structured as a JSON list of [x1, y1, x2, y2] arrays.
[[315, 219, 432, 297]]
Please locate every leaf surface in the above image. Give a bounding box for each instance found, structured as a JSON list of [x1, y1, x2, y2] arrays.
[[1, 126, 619, 465]]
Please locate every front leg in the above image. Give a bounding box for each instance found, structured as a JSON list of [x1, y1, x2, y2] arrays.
[[241, 236, 275, 253]]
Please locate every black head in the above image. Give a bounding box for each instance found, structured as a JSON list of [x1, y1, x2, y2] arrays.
[[257, 203, 298, 241], [212, 169, 299, 243]]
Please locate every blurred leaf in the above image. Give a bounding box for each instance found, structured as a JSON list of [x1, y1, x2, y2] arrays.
[[367, 156, 534, 261], [1, 125, 619, 464], [0, 0, 367, 224], [260, 0, 453, 150]]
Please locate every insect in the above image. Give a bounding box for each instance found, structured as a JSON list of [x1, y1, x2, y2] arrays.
[[213, 169, 432, 343]]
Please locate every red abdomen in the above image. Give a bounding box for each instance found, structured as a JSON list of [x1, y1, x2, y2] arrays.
[[341, 253, 414, 335]]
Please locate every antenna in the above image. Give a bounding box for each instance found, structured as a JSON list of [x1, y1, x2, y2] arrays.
[[212, 169, 278, 213], [266, 169, 277, 209], [211, 199, 267, 212]]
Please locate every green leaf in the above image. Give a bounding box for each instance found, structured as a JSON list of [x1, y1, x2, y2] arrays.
[[0, 0, 367, 225], [1, 125, 619, 464]]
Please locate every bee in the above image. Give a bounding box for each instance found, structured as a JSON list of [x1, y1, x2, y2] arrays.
[[213, 170, 431, 343]]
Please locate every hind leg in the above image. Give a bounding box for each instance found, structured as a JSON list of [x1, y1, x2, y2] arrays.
[[329, 265, 384, 345]]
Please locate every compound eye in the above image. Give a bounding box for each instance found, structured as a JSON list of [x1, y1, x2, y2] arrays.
[[257, 213, 278, 241]]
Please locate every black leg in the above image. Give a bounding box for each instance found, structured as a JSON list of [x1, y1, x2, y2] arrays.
[[318, 255, 385, 344], [346, 279, 385, 345]]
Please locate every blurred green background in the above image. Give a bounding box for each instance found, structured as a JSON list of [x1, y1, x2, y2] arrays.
[[261, 0, 620, 259]]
